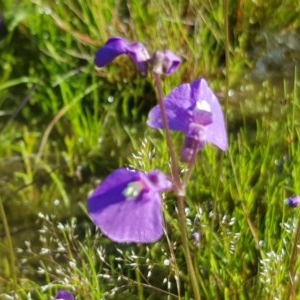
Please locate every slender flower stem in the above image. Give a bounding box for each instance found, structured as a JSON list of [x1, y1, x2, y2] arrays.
[[135, 265, 144, 300], [153, 73, 201, 300], [0, 198, 17, 288], [223, 0, 230, 115], [177, 195, 201, 300], [153, 73, 182, 194]]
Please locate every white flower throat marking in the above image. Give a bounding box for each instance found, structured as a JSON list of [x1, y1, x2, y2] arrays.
[[195, 100, 211, 112], [123, 181, 145, 200]]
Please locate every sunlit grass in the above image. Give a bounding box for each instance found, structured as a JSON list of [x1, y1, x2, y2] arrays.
[[1, 0, 300, 298]]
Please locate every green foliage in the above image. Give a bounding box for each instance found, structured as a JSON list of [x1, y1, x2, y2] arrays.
[[1, 0, 300, 299]]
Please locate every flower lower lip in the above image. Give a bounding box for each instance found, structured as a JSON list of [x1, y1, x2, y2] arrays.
[[87, 168, 172, 243]]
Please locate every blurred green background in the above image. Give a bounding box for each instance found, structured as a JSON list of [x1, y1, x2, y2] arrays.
[[1, 0, 300, 299]]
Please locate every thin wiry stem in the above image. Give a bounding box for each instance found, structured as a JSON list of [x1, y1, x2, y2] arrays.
[[163, 226, 182, 299], [36, 82, 99, 160], [223, 0, 230, 115], [176, 194, 201, 300], [153, 73, 201, 300], [135, 264, 144, 300], [153, 73, 182, 194]]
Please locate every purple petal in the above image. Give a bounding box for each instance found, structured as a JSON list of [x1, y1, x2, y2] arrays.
[[180, 126, 207, 162], [95, 37, 130, 67], [147, 83, 192, 131], [141, 169, 173, 192], [87, 168, 171, 243], [285, 196, 300, 208], [55, 290, 74, 300], [186, 123, 207, 143], [192, 101, 213, 125], [95, 37, 150, 76], [147, 79, 228, 151], [192, 232, 201, 248], [191, 79, 228, 151], [126, 42, 150, 76], [162, 50, 181, 75], [151, 50, 181, 75]]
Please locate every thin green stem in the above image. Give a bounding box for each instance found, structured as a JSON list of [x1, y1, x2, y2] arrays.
[[153, 74, 200, 299], [285, 66, 299, 300], [228, 151, 262, 253], [223, 0, 230, 114], [135, 266, 144, 300], [153, 73, 182, 194], [0, 198, 17, 288], [177, 195, 201, 300], [164, 226, 182, 299]]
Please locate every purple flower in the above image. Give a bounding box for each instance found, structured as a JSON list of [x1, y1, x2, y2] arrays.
[[55, 290, 74, 300], [147, 79, 228, 162], [192, 232, 201, 249], [95, 37, 150, 76], [285, 196, 300, 208], [150, 50, 182, 75], [94, 37, 181, 76], [87, 168, 172, 243]]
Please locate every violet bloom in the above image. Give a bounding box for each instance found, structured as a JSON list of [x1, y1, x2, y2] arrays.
[[95, 37, 150, 76], [55, 290, 74, 300], [147, 79, 228, 162], [150, 50, 182, 75], [95, 37, 181, 76], [192, 232, 201, 249], [285, 196, 300, 208], [87, 168, 172, 243]]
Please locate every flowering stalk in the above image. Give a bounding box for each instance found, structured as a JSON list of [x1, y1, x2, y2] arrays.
[[152, 74, 201, 300], [92, 37, 228, 300], [176, 195, 201, 300], [152, 73, 181, 193]]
